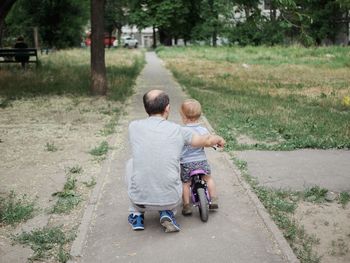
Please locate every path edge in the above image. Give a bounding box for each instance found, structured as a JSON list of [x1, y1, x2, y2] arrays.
[[201, 115, 300, 263], [67, 98, 135, 263], [67, 132, 119, 262]]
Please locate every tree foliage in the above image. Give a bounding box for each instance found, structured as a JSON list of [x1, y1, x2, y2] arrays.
[[1, 0, 349, 49], [105, 0, 130, 46], [224, 0, 349, 46], [4, 0, 89, 48]]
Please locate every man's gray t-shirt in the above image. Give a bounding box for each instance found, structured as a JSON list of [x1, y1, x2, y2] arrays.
[[128, 116, 192, 206]]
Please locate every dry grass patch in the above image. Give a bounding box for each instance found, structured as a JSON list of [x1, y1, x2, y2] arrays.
[[0, 48, 144, 262]]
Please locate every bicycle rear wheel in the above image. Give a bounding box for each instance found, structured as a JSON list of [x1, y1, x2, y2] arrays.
[[197, 188, 209, 222]]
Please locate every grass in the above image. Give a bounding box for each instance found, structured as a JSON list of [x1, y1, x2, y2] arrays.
[[0, 49, 145, 102], [51, 176, 81, 214], [303, 186, 328, 203], [14, 226, 74, 262], [339, 192, 350, 208], [330, 238, 349, 256], [67, 165, 83, 174], [98, 105, 121, 136], [45, 142, 58, 152], [89, 141, 109, 157], [0, 191, 35, 226], [157, 46, 350, 150], [100, 116, 118, 136], [232, 156, 321, 263], [83, 177, 97, 188]]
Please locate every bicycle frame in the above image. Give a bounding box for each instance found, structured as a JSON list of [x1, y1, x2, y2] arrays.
[[190, 169, 211, 205]]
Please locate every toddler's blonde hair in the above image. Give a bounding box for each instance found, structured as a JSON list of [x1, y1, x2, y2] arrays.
[[181, 99, 202, 120]]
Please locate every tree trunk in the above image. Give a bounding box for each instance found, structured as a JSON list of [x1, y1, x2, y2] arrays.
[[212, 29, 217, 47], [152, 25, 156, 48], [244, 7, 250, 20], [212, 13, 219, 47], [346, 10, 349, 45], [117, 25, 122, 46], [0, 20, 4, 47], [91, 0, 107, 96], [33, 27, 39, 49]]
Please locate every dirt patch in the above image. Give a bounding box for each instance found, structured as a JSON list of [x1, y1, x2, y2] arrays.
[[294, 201, 350, 263], [0, 96, 122, 262]]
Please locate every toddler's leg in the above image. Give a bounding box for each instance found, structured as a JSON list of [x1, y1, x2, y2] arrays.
[[182, 182, 192, 216], [182, 182, 191, 205], [203, 175, 218, 209]]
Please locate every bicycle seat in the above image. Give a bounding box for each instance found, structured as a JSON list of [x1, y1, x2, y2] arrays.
[[190, 169, 206, 177]]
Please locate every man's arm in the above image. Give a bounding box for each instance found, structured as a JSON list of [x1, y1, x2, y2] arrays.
[[191, 134, 225, 148]]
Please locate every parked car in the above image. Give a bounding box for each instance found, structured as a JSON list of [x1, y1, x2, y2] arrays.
[[85, 33, 116, 47], [113, 35, 138, 48]]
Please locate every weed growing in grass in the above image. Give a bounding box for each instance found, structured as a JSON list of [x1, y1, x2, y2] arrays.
[[329, 238, 349, 256], [83, 177, 97, 188], [232, 155, 321, 263], [304, 186, 328, 203], [293, 234, 321, 263], [338, 192, 350, 208], [67, 165, 83, 174], [51, 176, 81, 214], [100, 118, 117, 136], [89, 141, 109, 157], [0, 98, 12, 108], [45, 142, 58, 152], [0, 191, 35, 225], [14, 226, 74, 262], [58, 245, 71, 263]]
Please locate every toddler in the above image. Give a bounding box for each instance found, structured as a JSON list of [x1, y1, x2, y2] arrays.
[[180, 99, 218, 216]]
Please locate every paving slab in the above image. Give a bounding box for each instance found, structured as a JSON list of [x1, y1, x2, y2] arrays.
[[235, 150, 350, 192], [69, 52, 297, 263]]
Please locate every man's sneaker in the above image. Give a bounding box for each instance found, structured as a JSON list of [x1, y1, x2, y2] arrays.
[[182, 203, 192, 216], [159, 210, 180, 233], [128, 213, 144, 231], [209, 197, 219, 210]]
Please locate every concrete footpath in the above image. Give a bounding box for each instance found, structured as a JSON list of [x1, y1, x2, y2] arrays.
[[68, 52, 298, 263], [235, 150, 350, 192]]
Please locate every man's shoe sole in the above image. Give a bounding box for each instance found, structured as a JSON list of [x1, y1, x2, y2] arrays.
[[160, 217, 180, 233], [129, 222, 144, 231]]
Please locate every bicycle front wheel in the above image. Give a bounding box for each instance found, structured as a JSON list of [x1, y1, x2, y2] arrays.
[[197, 188, 209, 222]]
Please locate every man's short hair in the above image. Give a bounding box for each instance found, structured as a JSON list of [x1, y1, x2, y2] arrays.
[[143, 91, 170, 115]]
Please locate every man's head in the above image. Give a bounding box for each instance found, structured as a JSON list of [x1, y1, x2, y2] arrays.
[[143, 89, 170, 117]]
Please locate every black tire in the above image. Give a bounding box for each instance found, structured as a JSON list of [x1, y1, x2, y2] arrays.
[[197, 188, 209, 222]]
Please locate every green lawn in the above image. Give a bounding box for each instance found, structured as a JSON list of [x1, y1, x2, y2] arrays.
[[0, 48, 144, 102], [157, 46, 350, 150]]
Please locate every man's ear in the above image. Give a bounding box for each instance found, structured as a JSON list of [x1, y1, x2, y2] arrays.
[[165, 104, 170, 113], [163, 104, 170, 119]]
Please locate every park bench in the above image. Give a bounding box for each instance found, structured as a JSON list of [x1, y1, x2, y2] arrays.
[[0, 48, 39, 67]]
